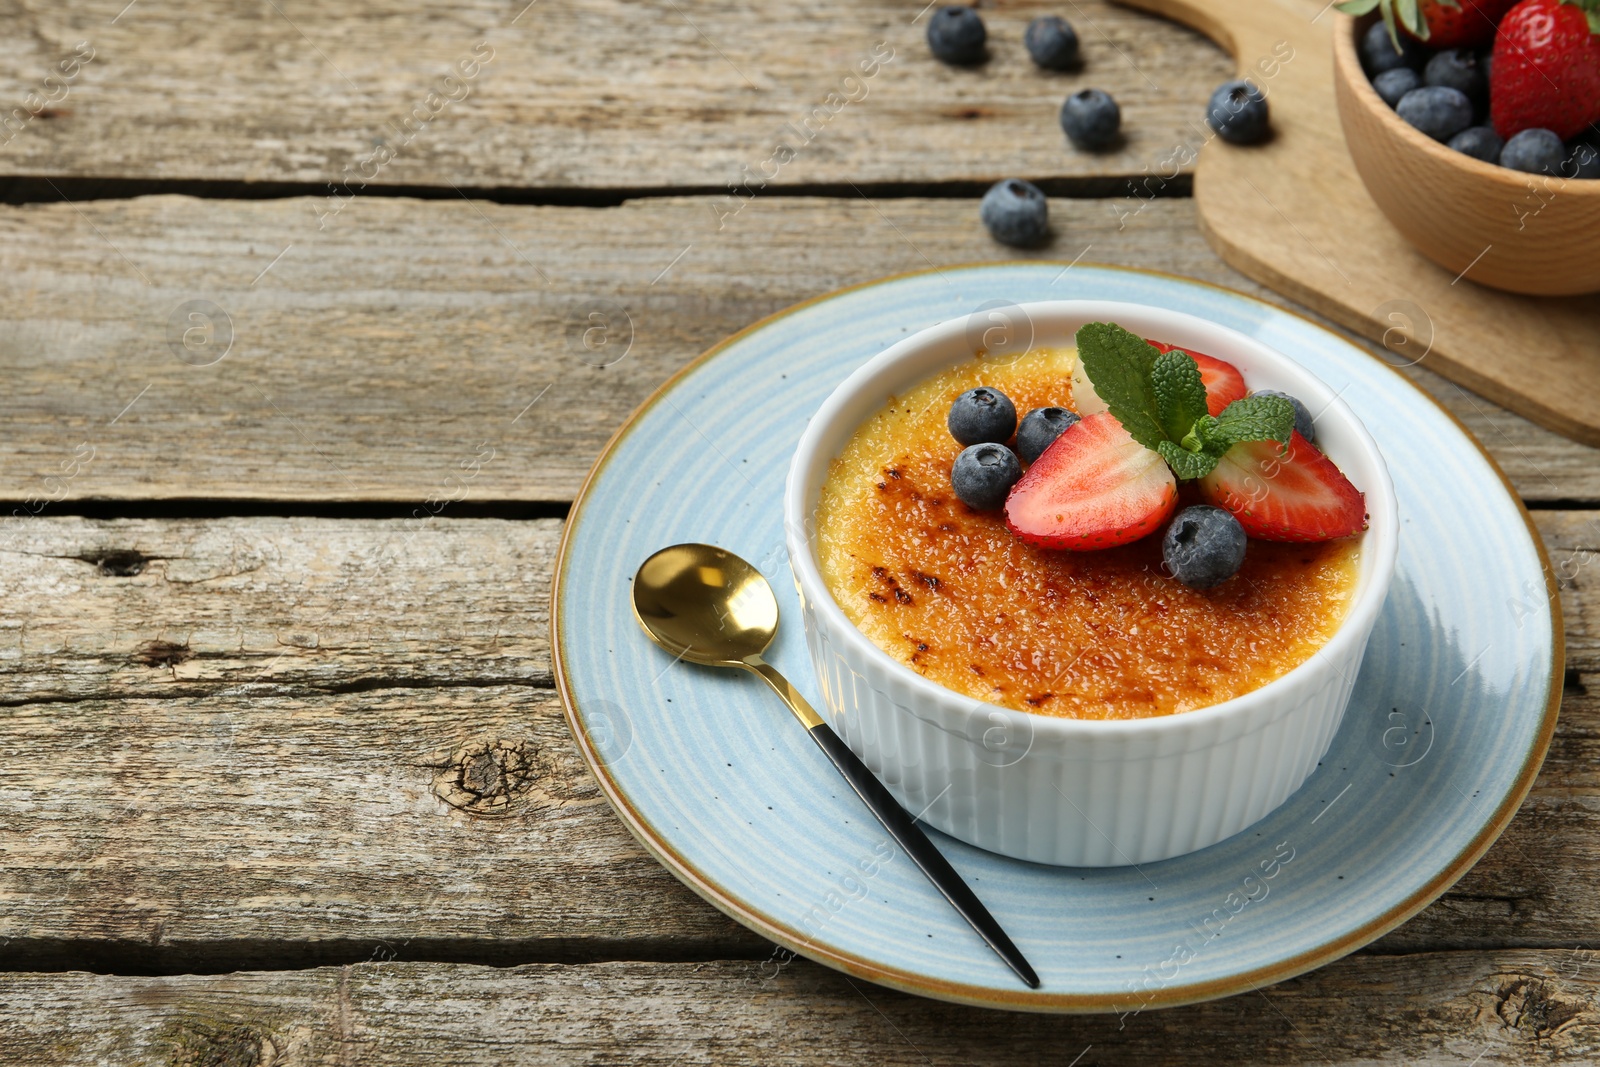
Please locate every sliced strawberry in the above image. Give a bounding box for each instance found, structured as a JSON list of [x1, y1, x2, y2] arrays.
[[1005, 412, 1178, 550], [1199, 432, 1366, 542], [1147, 339, 1248, 417]]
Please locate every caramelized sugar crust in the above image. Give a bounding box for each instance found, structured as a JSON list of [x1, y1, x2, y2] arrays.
[[815, 347, 1361, 720]]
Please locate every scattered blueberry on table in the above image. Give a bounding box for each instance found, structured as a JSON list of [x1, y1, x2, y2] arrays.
[[1162, 506, 1248, 590], [927, 6, 987, 66], [1395, 85, 1474, 142], [951, 442, 1022, 511], [1060, 88, 1121, 150], [979, 179, 1049, 247], [1025, 16, 1080, 71], [1015, 406, 1080, 464], [1252, 390, 1315, 445], [1448, 125, 1504, 162], [1499, 127, 1566, 174], [948, 387, 1018, 446], [1206, 80, 1271, 145]]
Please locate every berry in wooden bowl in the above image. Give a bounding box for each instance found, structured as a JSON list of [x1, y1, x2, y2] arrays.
[[1332, 9, 1600, 295]]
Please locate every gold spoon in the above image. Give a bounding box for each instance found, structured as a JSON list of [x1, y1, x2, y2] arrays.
[[631, 542, 1040, 990]]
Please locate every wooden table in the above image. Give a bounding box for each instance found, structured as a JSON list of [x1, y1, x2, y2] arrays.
[[0, 2, 1595, 1063]]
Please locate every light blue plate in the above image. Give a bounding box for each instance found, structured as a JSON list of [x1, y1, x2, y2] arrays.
[[552, 264, 1561, 1012]]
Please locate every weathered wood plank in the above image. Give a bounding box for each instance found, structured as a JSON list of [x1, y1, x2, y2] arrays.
[[4, 953, 1600, 1064], [0, 517, 560, 701], [0, 194, 1594, 505], [0, 667, 1592, 968], [0, 684, 767, 970], [0, 511, 1591, 702], [0, 514, 1589, 966], [0, 0, 1232, 189]]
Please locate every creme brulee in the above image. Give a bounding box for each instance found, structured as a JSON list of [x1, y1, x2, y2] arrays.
[[814, 346, 1362, 720]]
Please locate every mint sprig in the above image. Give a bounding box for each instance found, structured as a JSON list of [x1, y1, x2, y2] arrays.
[[1151, 348, 1209, 444], [1075, 321, 1296, 480], [1075, 322, 1164, 451]]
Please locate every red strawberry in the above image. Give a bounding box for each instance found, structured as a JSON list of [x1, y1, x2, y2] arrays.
[[1004, 412, 1178, 550], [1199, 432, 1367, 542], [1147, 340, 1248, 416], [1414, 0, 1520, 47], [1349, 0, 1520, 49], [1490, 0, 1600, 140]]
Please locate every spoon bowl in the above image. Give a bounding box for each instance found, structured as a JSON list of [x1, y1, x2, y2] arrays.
[[632, 543, 778, 667]]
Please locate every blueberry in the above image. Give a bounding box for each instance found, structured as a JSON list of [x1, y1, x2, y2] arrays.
[[979, 179, 1049, 247], [1563, 139, 1600, 179], [1424, 49, 1486, 109], [1025, 16, 1080, 70], [1162, 506, 1247, 590], [1500, 128, 1565, 174], [951, 442, 1022, 511], [1060, 88, 1121, 151], [1449, 125, 1503, 163], [1206, 80, 1270, 145], [1372, 67, 1421, 109], [1360, 20, 1426, 76], [927, 6, 986, 66], [1252, 389, 1315, 445], [948, 387, 1017, 445], [1015, 406, 1080, 464], [1395, 86, 1473, 142]]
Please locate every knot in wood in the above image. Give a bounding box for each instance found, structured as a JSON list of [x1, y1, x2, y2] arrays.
[[433, 739, 538, 816], [1494, 977, 1586, 1040], [163, 1020, 278, 1067]]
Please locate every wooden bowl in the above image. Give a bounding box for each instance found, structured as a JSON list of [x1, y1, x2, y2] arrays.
[[1332, 13, 1600, 295]]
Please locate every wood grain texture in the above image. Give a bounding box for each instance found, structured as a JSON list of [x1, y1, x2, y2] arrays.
[[0, 0, 1232, 189], [0, 517, 559, 701], [1112, 0, 1600, 448], [1332, 13, 1600, 296], [0, 511, 1592, 698], [0, 194, 1596, 506], [0, 683, 768, 970], [5, 953, 1600, 1064], [0, 514, 1591, 968]]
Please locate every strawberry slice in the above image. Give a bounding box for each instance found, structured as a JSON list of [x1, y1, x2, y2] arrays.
[[1005, 412, 1178, 550], [1148, 339, 1248, 417], [1199, 432, 1366, 542]]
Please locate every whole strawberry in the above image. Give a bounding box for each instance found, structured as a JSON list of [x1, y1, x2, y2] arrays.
[[1340, 0, 1521, 49], [1491, 0, 1600, 139]]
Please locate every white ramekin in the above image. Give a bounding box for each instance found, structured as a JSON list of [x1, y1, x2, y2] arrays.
[[784, 300, 1398, 867]]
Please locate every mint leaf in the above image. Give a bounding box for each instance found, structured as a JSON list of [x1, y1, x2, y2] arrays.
[[1209, 395, 1296, 451], [1075, 322, 1165, 452], [1151, 349, 1210, 446], [1157, 440, 1220, 481]]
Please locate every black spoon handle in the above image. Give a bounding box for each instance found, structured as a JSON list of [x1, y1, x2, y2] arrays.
[[806, 721, 1041, 990]]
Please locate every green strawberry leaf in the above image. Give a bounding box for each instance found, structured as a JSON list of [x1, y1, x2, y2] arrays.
[[1210, 395, 1296, 450], [1395, 0, 1427, 38], [1335, 0, 1381, 12], [1150, 348, 1210, 446], [1157, 440, 1220, 481], [1075, 322, 1166, 452], [1572, 0, 1600, 36]]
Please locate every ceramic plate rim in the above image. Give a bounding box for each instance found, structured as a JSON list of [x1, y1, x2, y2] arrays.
[[550, 262, 1564, 1013]]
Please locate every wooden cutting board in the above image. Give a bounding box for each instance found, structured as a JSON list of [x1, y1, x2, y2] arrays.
[[1115, 0, 1600, 447]]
